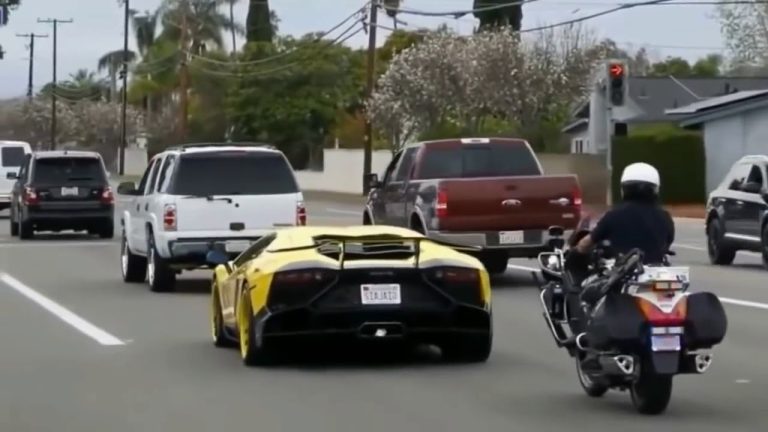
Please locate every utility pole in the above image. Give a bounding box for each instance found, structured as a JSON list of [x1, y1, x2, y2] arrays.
[[118, 0, 130, 176], [16, 32, 48, 99], [37, 18, 73, 150], [362, 0, 378, 195], [178, 1, 189, 142]]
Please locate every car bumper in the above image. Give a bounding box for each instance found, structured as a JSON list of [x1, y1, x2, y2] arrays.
[[24, 205, 114, 224], [255, 306, 491, 343], [164, 236, 265, 266], [426, 229, 572, 258]]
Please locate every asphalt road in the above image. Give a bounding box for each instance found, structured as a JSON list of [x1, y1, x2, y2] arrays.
[[0, 198, 766, 431]]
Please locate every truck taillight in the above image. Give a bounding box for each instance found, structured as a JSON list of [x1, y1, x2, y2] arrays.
[[101, 187, 115, 204], [572, 185, 582, 210], [296, 201, 307, 226], [163, 204, 177, 231], [436, 189, 448, 218], [23, 186, 39, 205]]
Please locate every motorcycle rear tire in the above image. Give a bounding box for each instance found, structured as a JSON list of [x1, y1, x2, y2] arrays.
[[575, 353, 609, 398], [630, 369, 673, 415]]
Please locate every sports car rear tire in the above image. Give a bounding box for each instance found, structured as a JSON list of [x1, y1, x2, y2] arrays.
[[238, 288, 273, 366], [441, 332, 492, 363]]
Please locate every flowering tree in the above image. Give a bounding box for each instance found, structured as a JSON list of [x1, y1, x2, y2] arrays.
[[367, 24, 605, 150], [717, 4, 768, 70], [18, 97, 77, 148], [69, 101, 145, 166]]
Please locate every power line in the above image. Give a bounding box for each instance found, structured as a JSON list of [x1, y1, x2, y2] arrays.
[[15, 33, 48, 99], [37, 17, 73, 150]]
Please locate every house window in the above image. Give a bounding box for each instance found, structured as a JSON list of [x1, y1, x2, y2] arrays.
[[573, 138, 585, 154]]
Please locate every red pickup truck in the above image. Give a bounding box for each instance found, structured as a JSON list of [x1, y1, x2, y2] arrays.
[[362, 138, 583, 274]]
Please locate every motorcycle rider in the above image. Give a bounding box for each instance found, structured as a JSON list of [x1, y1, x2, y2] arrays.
[[574, 162, 675, 263]]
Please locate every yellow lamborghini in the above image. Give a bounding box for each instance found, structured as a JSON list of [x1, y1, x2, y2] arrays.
[[206, 225, 493, 366]]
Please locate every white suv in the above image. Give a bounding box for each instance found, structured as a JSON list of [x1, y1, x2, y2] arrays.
[[116, 144, 306, 292], [0, 140, 32, 211]]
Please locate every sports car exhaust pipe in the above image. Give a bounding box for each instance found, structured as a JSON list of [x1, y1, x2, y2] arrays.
[[695, 353, 713, 373], [358, 322, 405, 339]]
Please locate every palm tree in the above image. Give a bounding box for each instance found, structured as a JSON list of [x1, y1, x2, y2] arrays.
[[41, 69, 107, 102], [98, 49, 137, 102], [159, 0, 243, 55], [130, 9, 160, 58]]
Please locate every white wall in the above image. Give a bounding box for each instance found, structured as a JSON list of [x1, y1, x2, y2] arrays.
[[295, 149, 394, 194]]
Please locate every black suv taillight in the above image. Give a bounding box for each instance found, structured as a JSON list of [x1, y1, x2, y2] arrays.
[[267, 269, 336, 311], [425, 267, 483, 306]]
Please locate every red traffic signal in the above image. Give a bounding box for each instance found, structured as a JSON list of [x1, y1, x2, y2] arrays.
[[609, 63, 624, 78]]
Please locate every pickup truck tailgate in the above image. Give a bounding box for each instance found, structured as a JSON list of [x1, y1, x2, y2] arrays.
[[174, 193, 301, 231], [436, 175, 581, 231]]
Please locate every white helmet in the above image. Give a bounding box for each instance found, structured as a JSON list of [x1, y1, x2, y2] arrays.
[[620, 162, 660, 187]]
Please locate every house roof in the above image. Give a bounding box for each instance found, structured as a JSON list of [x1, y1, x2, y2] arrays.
[[567, 76, 768, 130], [665, 89, 768, 128]]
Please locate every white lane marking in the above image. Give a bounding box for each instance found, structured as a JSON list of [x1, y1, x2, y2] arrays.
[[0, 273, 125, 346], [323, 208, 360, 216], [735, 379, 751, 384], [0, 241, 115, 248], [504, 263, 768, 311], [673, 243, 760, 257]]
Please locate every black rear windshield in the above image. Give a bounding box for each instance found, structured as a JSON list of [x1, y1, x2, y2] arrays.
[[1, 146, 26, 167], [33, 157, 106, 184], [418, 144, 541, 179], [170, 151, 299, 195]]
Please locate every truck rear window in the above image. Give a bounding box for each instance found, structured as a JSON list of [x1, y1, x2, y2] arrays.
[[417, 144, 541, 179], [171, 151, 299, 196], [1, 146, 26, 167], [33, 157, 106, 183]]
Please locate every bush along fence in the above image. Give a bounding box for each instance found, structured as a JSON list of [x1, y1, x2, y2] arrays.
[[611, 133, 706, 205]]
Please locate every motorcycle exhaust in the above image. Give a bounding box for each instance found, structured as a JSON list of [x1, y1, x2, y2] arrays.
[[595, 354, 636, 376], [695, 353, 713, 373]]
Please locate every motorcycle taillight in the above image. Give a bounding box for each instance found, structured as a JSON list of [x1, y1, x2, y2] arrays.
[[636, 296, 687, 326]]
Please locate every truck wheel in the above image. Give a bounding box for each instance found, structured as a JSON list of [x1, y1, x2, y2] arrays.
[[481, 255, 509, 275], [121, 231, 147, 283], [147, 231, 176, 292], [9, 208, 18, 237]]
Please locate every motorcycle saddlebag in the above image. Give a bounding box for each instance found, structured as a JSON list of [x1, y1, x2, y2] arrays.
[[684, 292, 728, 349], [585, 293, 645, 350]]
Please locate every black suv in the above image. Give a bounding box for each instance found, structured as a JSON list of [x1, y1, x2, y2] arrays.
[[8, 150, 115, 239], [705, 155, 768, 267]]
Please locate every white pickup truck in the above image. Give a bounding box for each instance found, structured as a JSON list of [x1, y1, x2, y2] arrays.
[[116, 144, 306, 292]]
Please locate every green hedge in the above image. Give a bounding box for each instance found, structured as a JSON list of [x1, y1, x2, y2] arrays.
[[611, 133, 705, 204]]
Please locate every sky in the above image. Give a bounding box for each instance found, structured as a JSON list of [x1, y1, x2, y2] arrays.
[[0, 0, 727, 99]]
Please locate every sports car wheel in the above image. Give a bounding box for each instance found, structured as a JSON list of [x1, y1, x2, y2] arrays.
[[212, 284, 236, 348], [147, 232, 176, 292], [121, 231, 147, 283], [237, 287, 272, 365], [441, 332, 492, 363]]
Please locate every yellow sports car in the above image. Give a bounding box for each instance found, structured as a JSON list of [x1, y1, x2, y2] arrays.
[[206, 225, 493, 366]]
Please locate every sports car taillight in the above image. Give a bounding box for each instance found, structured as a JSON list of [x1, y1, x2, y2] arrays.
[[163, 204, 177, 231], [267, 269, 336, 310], [425, 267, 483, 306], [636, 296, 687, 326], [23, 186, 39, 205]]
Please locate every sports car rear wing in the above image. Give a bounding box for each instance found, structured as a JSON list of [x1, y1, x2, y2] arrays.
[[268, 234, 481, 270]]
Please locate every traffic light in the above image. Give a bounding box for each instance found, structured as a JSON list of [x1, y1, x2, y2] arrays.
[[607, 61, 625, 106]]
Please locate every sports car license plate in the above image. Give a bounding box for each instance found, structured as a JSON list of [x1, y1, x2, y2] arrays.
[[651, 335, 681, 352], [360, 284, 401, 305], [225, 241, 251, 253], [61, 187, 79, 196], [499, 230, 524, 244]]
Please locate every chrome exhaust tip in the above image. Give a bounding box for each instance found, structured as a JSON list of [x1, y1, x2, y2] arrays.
[[575, 333, 588, 351], [613, 355, 635, 375], [695, 353, 713, 373]]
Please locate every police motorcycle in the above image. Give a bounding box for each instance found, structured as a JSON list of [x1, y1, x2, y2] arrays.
[[534, 219, 728, 415]]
